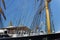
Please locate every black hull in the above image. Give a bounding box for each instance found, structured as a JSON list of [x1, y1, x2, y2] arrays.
[[0, 33, 60, 40]]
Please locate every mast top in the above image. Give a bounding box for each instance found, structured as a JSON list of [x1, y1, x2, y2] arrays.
[[47, 0, 51, 3]]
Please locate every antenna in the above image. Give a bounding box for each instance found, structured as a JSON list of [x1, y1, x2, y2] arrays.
[[9, 20, 13, 26]]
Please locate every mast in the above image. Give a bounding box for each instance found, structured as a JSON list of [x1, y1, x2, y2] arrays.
[[44, 0, 51, 34]]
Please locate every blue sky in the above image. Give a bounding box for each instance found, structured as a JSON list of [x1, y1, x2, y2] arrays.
[[1, 0, 60, 32], [50, 0, 60, 32]]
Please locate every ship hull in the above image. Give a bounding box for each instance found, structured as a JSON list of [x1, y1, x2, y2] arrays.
[[0, 33, 60, 40]]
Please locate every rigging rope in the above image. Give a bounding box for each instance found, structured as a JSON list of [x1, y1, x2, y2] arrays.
[[30, 0, 44, 30]]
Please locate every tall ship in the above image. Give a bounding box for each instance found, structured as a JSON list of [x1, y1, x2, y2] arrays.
[[0, 0, 60, 40]]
